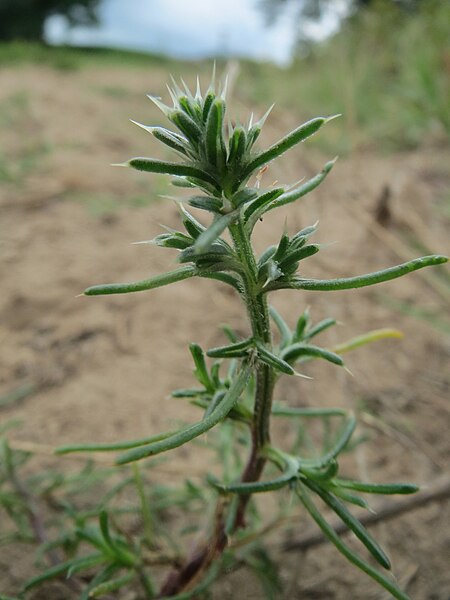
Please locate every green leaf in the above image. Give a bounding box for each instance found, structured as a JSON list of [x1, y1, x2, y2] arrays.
[[278, 244, 320, 272], [190, 343, 214, 392], [242, 116, 338, 178], [202, 90, 215, 122], [264, 158, 337, 214], [331, 479, 419, 495], [301, 413, 356, 469], [207, 337, 253, 358], [83, 266, 196, 296], [130, 121, 189, 156], [123, 157, 219, 189], [331, 328, 403, 354], [299, 460, 339, 482], [205, 98, 226, 167], [269, 305, 292, 348], [188, 195, 223, 213], [23, 557, 89, 591], [171, 388, 204, 398], [89, 572, 135, 597], [178, 95, 202, 122], [80, 565, 119, 600], [66, 553, 107, 578], [179, 204, 206, 238], [232, 187, 259, 207], [303, 318, 336, 340], [171, 177, 196, 188], [228, 126, 247, 166], [331, 488, 371, 510], [272, 232, 290, 262], [255, 341, 295, 375], [267, 256, 449, 292], [197, 270, 243, 292], [193, 258, 235, 273], [1, 438, 14, 479], [246, 104, 274, 149], [296, 484, 411, 600], [169, 110, 202, 146], [204, 390, 226, 419], [221, 324, 239, 343], [294, 308, 310, 341], [290, 223, 318, 249], [213, 453, 299, 494], [151, 232, 193, 250], [116, 363, 251, 464], [194, 209, 240, 254], [56, 429, 177, 454], [272, 404, 347, 418], [304, 480, 391, 569], [99, 510, 115, 550], [258, 245, 277, 267], [244, 187, 285, 227], [259, 259, 283, 285], [281, 343, 344, 367], [75, 527, 110, 554]]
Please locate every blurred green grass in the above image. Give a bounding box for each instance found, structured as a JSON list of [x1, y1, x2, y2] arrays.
[[239, 1, 450, 152]]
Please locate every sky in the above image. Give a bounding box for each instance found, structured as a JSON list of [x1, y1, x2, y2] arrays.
[[45, 0, 343, 66]]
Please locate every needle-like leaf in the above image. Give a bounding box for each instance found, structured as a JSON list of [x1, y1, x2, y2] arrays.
[[296, 484, 411, 600], [84, 266, 196, 296], [266, 256, 449, 292], [194, 209, 240, 254], [122, 157, 219, 189], [304, 479, 391, 569], [242, 116, 339, 178]]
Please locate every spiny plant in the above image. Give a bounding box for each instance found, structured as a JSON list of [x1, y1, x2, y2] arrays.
[[22, 72, 447, 598]]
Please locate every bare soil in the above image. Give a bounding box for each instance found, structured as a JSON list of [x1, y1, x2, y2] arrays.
[[0, 62, 449, 599]]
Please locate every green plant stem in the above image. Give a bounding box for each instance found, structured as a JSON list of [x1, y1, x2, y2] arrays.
[[158, 216, 276, 597], [229, 218, 274, 507]]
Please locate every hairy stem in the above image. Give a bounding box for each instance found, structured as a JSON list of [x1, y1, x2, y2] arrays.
[[229, 218, 275, 525], [158, 217, 275, 597]]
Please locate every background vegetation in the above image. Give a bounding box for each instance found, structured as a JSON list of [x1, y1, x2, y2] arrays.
[[1, 0, 448, 151]]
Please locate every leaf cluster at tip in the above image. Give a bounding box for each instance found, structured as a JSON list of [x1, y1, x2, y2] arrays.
[[124, 72, 337, 203]]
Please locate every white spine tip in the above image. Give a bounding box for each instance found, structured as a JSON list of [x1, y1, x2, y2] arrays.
[[130, 119, 153, 133], [147, 95, 170, 115], [294, 371, 313, 380], [325, 113, 342, 123]]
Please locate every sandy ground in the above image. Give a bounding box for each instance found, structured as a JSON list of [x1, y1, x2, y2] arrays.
[[0, 62, 449, 599]]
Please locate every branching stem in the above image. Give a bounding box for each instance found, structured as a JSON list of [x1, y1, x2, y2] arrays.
[[159, 216, 276, 596], [229, 218, 275, 523]]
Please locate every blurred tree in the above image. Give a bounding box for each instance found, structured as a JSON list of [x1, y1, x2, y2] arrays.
[[259, 0, 425, 25], [0, 0, 100, 41]]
